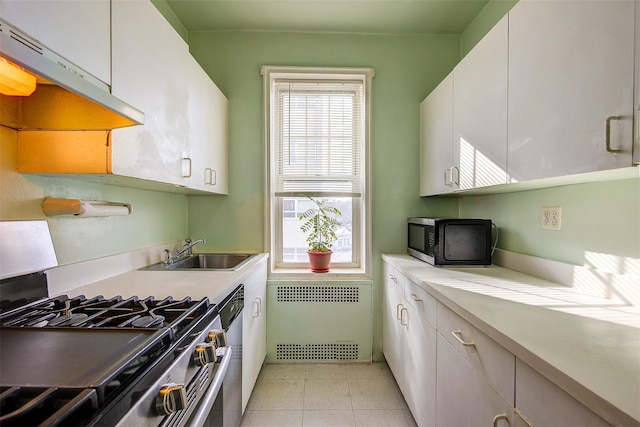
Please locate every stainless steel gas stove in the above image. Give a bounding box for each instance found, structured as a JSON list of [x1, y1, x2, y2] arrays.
[[0, 221, 242, 427]]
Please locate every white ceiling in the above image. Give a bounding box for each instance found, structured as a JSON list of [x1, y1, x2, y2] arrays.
[[164, 0, 490, 35]]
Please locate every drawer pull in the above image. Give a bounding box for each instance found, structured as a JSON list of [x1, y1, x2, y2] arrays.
[[389, 274, 397, 283], [452, 330, 475, 347], [409, 293, 422, 302], [396, 304, 403, 320], [492, 414, 509, 427]]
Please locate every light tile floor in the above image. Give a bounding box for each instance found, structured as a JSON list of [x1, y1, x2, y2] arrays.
[[240, 362, 417, 427]]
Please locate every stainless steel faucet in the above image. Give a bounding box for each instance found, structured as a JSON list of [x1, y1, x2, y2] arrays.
[[164, 238, 206, 264]]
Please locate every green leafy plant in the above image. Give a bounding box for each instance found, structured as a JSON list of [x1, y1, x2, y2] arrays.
[[299, 195, 342, 253]]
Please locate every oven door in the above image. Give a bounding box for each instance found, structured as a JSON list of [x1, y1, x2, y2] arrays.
[[185, 346, 234, 427], [115, 315, 232, 427]]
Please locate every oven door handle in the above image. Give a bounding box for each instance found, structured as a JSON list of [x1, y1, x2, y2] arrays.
[[187, 346, 233, 427]]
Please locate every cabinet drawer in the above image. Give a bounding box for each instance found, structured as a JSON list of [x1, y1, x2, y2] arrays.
[[436, 301, 515, 404], [404, 279, 436, 327], [384, 264, 405, 296]]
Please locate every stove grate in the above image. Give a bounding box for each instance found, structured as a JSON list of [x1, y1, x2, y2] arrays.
[[0, 386, 98, 427]]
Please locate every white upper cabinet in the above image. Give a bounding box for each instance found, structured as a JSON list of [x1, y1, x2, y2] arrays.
[[190, 60, 228, 194], [420, 74, 454, 196], [508, 0, 635, 182], [111, 0, 191, 188], [111, 0, 228, 194], [0, 0, 111, 85], [420, 15, 508, 196], [453, 15, 508, 190]]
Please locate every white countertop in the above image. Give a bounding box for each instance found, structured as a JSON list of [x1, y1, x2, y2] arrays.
[[63, 254, 269, 306], [382, 254, 640, 426]]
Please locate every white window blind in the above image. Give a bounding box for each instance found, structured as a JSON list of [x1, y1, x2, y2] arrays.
[[273, 79, 364, 197]]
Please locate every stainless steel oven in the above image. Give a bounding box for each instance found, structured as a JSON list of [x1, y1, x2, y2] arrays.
[[0, 221, 239, 427], [197, 285, 243, 427]]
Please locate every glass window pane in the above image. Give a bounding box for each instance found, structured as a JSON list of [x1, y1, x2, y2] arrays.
[[282, 197, 352, 263]]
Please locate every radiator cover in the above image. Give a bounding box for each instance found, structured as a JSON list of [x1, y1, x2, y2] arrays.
[[266, 281, 373, 362]]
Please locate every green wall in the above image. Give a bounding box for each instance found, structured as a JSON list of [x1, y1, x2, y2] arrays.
[[187, 31, 461, 360], [458, 179, 640, 272], [459, 0, 519, 58]]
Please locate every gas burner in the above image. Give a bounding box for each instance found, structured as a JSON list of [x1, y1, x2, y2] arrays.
[[0, 295, 201, 330]]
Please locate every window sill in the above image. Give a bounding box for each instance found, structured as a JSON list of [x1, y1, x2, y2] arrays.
[[268, 267, 370, 280]]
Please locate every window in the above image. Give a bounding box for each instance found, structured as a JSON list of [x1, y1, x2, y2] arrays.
[[262, 66, 373, 273]]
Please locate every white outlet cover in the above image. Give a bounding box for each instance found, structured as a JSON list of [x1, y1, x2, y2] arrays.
[[541, 206, 562, 230]]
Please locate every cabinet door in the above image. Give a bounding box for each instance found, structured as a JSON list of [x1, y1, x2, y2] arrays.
[[242, 261, 267, 413], [403, 299, 436, 427], [508, 0, 635, 181], [420, 73, 454, 196], [436, 333, 513, 427], [382, 263, 405, 392], [0, 0, 110, 85], [453, 16, 508, 190], [188, 61, 228, 194], [436, 301, 515, 404], [515, 359, 611, 427], [111, 0, 191, 187]]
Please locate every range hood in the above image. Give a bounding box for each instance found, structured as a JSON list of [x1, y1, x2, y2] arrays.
[[0, 19, 144, 131]]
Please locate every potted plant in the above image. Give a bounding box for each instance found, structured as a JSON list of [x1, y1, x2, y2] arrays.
[[298, 195, 342, 273]]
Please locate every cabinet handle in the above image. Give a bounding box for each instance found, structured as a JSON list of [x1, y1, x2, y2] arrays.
[[444, 168, 451, 186], [451, 166, 460, 187], [451, 330, 475, 346], [444, 166, 460, 187], [492, 414, 509, 427], [181, 158, 192, 178], [396, 304, 403, 320], [388, 274, 397, 283], [205, 168, 217, 185], [400, 307, 408, 327], [605, 115, 623, 153], [409, 293, 422, 302]]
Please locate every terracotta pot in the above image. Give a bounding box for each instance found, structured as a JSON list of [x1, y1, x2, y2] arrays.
[[307, 250, 332, 273]]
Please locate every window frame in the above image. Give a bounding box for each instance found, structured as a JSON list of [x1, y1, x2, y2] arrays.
[[262, 66, 373, 276]]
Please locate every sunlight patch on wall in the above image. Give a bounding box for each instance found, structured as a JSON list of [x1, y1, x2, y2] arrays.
[[459, 137, 511, 189]]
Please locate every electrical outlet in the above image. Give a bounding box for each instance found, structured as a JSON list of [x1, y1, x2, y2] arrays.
[[541, 206, 562, 230]]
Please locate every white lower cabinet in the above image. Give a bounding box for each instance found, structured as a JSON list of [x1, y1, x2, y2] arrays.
[[383, 256, 629, 426], [241, 257, 267, 413], [515, 358, 611, 427], [382, 262, 436, 426], [403, 280, 436, 427], [382, 263, 406, 392], [435, 302, 514, 426], [436, 332, 513, 426]]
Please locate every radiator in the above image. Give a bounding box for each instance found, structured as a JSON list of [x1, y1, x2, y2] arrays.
[[266, 281, 373, 362]]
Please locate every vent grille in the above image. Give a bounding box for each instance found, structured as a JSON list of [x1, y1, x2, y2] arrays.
[[276, 285, 359, 303], [276, 343, 359, 360]]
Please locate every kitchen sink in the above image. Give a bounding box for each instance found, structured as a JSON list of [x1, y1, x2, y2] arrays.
[[140, 253, 256, 271]]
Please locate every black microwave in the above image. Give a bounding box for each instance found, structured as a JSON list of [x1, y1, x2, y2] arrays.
[[408, 217, 493, 266]]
